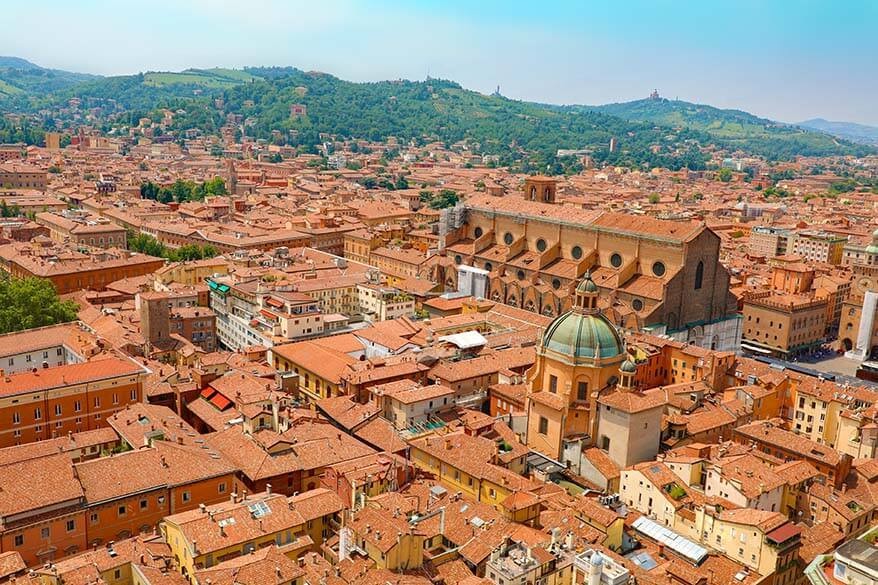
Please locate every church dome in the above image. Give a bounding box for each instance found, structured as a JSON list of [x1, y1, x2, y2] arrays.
[[620, 358, 637, 373], [576, 272, 599, 294], [867, 228, 878, 254], [541, 310, 624, 361]]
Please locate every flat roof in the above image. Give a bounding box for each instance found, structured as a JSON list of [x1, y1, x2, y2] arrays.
[[632, 516, 708, 565]]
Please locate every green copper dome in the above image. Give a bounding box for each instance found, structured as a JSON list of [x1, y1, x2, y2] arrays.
[[541, 310, 624, 361], [576, 271, 599, 294], [620, 358, 637, 373]]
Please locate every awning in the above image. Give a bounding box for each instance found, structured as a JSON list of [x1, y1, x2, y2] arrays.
[[766, 523, 802, 545], [438, 331, 487, 350], [741, 342, 773, 355], [210, 393, 232, 411]]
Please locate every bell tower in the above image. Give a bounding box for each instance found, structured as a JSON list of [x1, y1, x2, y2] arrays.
[[524, 176, 557, 203]]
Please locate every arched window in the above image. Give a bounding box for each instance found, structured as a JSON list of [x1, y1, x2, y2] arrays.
[[530, 186, 537, 200], [695, 261, 704, 290]]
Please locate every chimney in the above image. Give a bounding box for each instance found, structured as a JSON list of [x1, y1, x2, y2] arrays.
[[199, 503, 207, 514], [266, 483, 272, 495], [230, 492, 238, 504], [242, 489, 248, 501]]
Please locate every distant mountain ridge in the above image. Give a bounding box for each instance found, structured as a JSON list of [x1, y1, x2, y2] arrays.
[[0, 57, 874, 164], [584, 97, 870, 160], [797, 118, 878, 146]]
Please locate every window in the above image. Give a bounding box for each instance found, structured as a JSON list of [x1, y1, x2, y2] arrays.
[[118, 505, 126, 517], [14, 535, 23, 547], [632, 298, 644, 311], [74, 400, 81, 412], [218, 482, 227, 494], [474, 227, 483, 238], [551, 278, 561, 290], [695, 261, 704, 290], [55, 404, 62, 416], [503, 232, 514, 245], [140, 499, 148, 510], [34, 407, 41, 421], [538, 416, 548, 435], [90, 512, 99, 524], [571, 245, 583, 260], [42, 527, 50, 539], [548, 375, 558, 393], [577, 381, 588, 401], [536, 238, 547, 252], [182, 491, 191, 503], [652, 261, 666, 277], [516, 269, 525, 281], [610, 253, 623, 268], [94, 397, 101, 408], [66, 520, 75, 532], [12, 412, 19, 425]]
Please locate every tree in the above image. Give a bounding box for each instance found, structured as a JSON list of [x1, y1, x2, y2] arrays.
[[716, 168, 733, 182], [0, 200, 22, 218], [648, 193, 660, 204], [0, 277, 79, 334], [429, 189, 459, 209]]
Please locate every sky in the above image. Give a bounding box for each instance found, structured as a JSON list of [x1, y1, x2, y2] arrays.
[[3, 0, 877, 125]]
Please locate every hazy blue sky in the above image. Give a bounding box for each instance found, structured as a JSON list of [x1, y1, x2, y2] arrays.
[[4, 0, 877, 124]]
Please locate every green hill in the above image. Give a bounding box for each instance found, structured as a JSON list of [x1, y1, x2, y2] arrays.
[[31, 68, 709, 171], [1, 58, 873, 166], [587, 98, 872, 159], [0, 56, 98, 100], [143, 68, 260, 88]]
